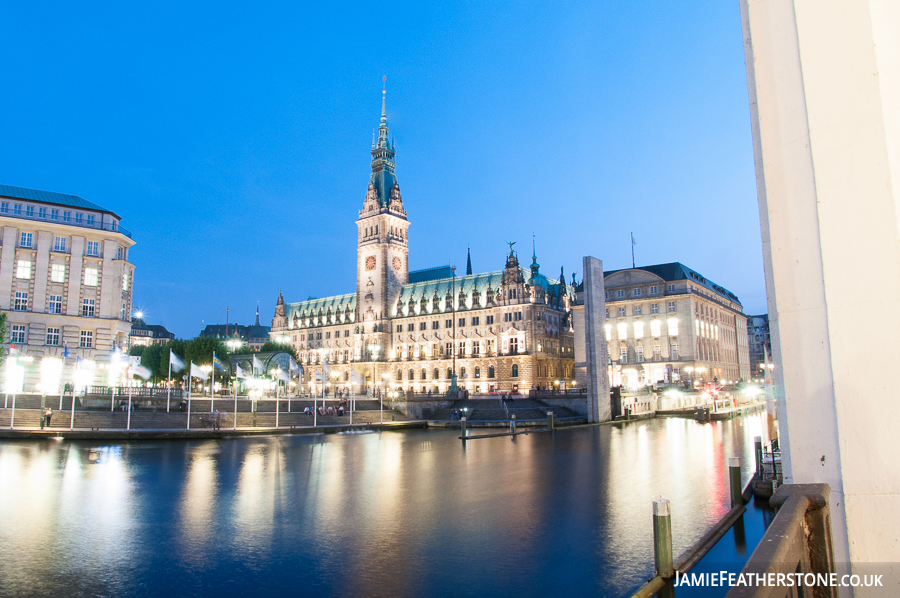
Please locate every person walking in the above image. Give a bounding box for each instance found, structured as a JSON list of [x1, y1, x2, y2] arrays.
[[44, 407, 53, 428]]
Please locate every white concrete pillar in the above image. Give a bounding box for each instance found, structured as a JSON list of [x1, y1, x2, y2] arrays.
[[582, 256, 610, 422], [741, 0, 900, 590]]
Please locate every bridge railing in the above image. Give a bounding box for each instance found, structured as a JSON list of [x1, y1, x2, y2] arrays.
[[725, 483, 835, 598]]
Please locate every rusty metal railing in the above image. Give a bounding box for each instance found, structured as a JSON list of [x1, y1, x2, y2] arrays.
[[725, 483, 835, 598]]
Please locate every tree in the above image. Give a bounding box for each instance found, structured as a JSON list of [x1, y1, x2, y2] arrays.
[[185, 335, 227, 365], [128, 345, 146, 357], [259, 341, 298, 360]]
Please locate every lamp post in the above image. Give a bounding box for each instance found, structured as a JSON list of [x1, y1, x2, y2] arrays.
[[450, 266, 459, 396], [368, 343, 380, 398]]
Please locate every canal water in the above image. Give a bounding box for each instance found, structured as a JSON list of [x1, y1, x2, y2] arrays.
[[0, 415, 771, 598]]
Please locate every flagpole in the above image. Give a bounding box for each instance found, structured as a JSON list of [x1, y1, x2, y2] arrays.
[[59, 356, 65, 410], [631, 232, 636, 269], [275, 390, 279, 428], [233, 376, 238, 431], [127, 380, 133, 431], [167, 350, 172, 412], [211, 352, 216, 403], [186, 371, 192, 430]]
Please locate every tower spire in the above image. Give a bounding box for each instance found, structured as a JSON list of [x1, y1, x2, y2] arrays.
[[466, 246, 472, 276], [255, 302, 260, 326], [531, 233, 540, 275], [381, 75, 387, 126]]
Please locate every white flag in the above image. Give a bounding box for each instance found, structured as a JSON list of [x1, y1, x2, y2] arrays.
[[323, 358, 331, 377], [190, 362, 208, 381], [134, 365, 152, 381], [277, 368, 290, 383], [253, 355, 264, 375], [235, 364, 247, 379], [289, 357, 299, 374], [169, 350, 185, 373]]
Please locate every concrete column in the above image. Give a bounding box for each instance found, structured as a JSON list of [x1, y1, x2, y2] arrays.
[[741, 0, 900, 586], [582, 256, 610, 422]]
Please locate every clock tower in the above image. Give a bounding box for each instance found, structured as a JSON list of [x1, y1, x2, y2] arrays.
[[356, 83, 409, 357]]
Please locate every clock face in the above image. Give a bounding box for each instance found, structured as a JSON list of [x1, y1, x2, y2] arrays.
[[392, 257, 402, 271], [365, 256, 376, 271]]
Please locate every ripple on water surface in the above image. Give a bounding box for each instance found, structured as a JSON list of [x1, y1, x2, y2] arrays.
[[0, 415, 769, 598]]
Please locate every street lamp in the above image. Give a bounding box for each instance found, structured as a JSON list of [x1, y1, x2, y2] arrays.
[[227, 339, 241, 352], [368, 343, 380, 398]]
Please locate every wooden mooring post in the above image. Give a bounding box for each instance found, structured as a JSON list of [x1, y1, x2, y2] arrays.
[[547, 411, 554, 431], [460, 417, 467, 442], [653, 499, 674, 578], [729, 456, 743, 507]]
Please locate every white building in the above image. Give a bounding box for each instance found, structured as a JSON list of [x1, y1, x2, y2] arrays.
[[574, 262, 750, 390], [0, 184, 136, 391]]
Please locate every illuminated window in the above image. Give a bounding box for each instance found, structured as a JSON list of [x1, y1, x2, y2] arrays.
[[667, 318, 679, 336], [84, 268, 99, 287], [617, 322, 628, 339], [650, 320, 661, 337], [604, 324, 612, 341], [16, 260, 31, 279], [122, 272, 129, 291], [633, 321, 644, 338]]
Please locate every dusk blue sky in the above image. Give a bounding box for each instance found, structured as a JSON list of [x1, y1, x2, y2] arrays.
[[0, 1, 763, 338]]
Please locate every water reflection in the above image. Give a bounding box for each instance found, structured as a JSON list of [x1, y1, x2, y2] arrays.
[[0, 415, 770, 597]]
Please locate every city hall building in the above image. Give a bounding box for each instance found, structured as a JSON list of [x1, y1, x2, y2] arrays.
[[270, 92, 575, 395]]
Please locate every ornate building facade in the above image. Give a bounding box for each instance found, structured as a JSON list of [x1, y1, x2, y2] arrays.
[[270, 90, 575, 395]]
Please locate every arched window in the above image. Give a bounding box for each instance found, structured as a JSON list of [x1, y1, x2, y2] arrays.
[[447, 368, 453, 379], [409, 369, 415, 380], [421, 369, 426, 380], [512, 364, 519, 378], [397, 370, 403, 381], [474, 366, 481, 378], [488, 365, 495, 379], [460, 367, 467, 379], [434, 368, 440, 380]]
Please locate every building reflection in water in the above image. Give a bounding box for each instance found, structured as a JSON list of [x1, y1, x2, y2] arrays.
[[0, 414, 768, 598]]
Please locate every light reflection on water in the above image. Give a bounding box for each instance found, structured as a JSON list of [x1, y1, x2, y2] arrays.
[[0, 415, 770, 597]]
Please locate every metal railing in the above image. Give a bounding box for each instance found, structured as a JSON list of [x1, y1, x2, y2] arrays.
[[725, 483, 835, 598], [0, 209, 133, 238]]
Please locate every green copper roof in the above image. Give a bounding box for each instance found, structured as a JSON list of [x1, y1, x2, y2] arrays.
[[409, 265, 454, 283], [283, 293, 357, 328], [0, 184, 118, 217]]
